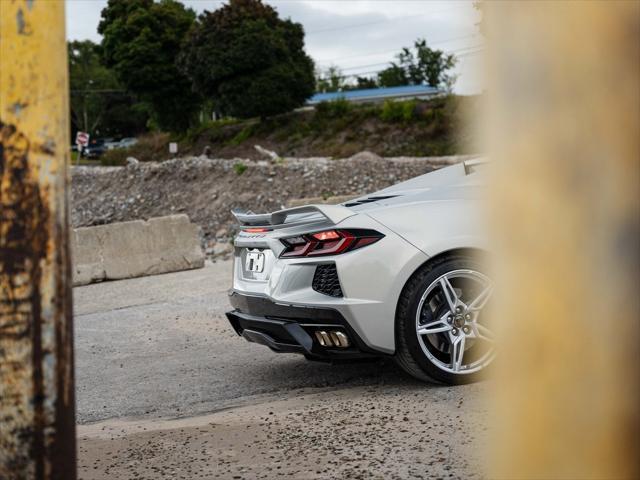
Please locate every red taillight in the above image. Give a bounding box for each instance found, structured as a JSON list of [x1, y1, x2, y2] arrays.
[[311, 230, 340, 241], [280, 229, 383, 258], [243, 227, 271, 233]]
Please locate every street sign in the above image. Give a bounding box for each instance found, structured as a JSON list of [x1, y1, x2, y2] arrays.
[[75, 131, 89, 148], [169, 142, 178, 154]]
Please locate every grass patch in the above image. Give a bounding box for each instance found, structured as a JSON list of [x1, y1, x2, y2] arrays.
[[380, 99, 418, 122], [227, 125, 255, 146], [98, 95, 476, 162], [233, 162, 248, 175], [101, 132, 170, 165], [315, 98, 352, 119]]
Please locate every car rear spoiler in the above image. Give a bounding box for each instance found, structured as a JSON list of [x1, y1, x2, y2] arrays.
[[232, 204, 356, 227], [463, 157, 488, 175]]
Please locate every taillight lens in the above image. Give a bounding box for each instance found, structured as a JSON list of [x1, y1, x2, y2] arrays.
[[280, 229, 384, 258]]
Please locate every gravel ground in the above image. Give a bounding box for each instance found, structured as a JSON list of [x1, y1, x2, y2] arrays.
[[74, 262, 489, 479], [71, 153, 478, 246]]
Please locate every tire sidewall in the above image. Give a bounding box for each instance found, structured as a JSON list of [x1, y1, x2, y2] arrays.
[[398, 255, 490, 385]]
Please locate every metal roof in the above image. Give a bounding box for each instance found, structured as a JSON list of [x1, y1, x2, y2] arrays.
[[308, 84, 441, 105]]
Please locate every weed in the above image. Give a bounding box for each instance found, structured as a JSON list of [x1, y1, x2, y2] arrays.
[[233, 162, 248, 175], [380, 100, 417, 122], [227, 125, 254, 146], [315, 98, 352, 119], [321, 190, 334, 200]]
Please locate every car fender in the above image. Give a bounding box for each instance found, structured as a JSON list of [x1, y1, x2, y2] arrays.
[[365, 198, 488, 259]]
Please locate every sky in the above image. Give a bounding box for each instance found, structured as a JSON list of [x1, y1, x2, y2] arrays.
[[66, 0, 483, 94]]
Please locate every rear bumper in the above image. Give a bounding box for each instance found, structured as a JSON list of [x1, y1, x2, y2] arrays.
[[226, 292, 385, 361]]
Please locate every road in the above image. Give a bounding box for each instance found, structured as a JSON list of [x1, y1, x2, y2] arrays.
[[75, 261, 489, 479]]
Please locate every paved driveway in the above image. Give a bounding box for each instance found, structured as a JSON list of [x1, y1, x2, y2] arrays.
[[74, 262, 488, 479]]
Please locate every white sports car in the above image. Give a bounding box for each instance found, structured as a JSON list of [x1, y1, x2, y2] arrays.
[[226, 159, 493, 384]]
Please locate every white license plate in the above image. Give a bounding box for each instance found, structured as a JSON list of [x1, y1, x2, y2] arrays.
[[245, 251, 265, 273]]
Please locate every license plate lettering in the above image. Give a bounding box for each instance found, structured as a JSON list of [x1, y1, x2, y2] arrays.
[[245, 251, 265, 273]]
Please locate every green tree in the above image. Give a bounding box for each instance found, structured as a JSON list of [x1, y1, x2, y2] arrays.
[[354, 76, 378, 89], [316, 66, 345, 93], [377, 39, 457, 90], [98, 0, 201, 132], [68, 40, 148, 138], [69, 40, 116, 134], [179, 0, 315, 119], [378, 63, 408, 88]]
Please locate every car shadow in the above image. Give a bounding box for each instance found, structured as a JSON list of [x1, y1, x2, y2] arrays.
[[242, 354, 448, 393]]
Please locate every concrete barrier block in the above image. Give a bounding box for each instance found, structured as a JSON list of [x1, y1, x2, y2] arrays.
[[72, 215, 204, 286]]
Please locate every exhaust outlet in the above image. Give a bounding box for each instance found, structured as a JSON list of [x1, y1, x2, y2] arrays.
[[314, 330, 350, 348]]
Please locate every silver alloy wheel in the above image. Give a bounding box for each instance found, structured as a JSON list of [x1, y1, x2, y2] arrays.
[[415, 269, 495, 374]]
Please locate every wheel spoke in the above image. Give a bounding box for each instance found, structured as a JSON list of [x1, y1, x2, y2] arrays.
[[451, 335, 466, 372], [417, 318, 451, 335], [475, 324, 495, 342], [439, 276, 459, 312], [468, 283, 493, 311], [414, 268, 495, 376]]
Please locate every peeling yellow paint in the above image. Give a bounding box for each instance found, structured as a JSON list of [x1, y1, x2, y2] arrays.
[[0, 1, 75, 479]]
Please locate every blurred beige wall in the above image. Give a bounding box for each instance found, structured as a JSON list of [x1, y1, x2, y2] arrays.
[[484, 1, 639, 478]]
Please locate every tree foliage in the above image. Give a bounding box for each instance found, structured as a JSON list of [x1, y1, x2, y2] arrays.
[[353, 76, 378, 90], [68, 40, 147, 137], [179, 0, 315, 119], [98, 0, 201, 132], [378, 39, 457, 90], [377, 64, 408, 88], [316, 66, 346, 93]]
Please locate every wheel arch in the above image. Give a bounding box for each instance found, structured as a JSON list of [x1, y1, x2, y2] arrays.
[[393, 247, 488, 342]]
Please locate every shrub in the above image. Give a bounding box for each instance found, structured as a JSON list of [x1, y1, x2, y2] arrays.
[[183, 118, 239, 143], [233, 162, 247, 175], [315, 98, 351, 119], [380, 99, 417, 122], [100, 132, 171, 165], [227, 125, 254, 146]]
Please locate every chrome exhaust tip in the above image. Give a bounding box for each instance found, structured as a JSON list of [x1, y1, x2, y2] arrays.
[[314, 330, 350, 348]]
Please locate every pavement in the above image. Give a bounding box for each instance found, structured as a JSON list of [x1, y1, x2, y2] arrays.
[[74, 261, 489, 479]]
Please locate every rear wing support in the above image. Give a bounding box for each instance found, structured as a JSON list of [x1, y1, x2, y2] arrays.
[[232, 204, 356, 227]]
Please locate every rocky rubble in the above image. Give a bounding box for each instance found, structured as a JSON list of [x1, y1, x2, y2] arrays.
[[72, 153, 477, 256]]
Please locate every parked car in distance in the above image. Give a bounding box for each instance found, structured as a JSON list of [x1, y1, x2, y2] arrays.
[[83, 138, 109, 159], [117, 137, 138, 149], [104, 139, 122, 150], [226, 158, 492, 385]]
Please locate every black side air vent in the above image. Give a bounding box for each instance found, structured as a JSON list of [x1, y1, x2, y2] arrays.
[[312, 264, 343, 297], [344, 195, 398, 207]]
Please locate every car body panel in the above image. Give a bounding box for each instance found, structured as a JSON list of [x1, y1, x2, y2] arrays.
[[227, 158, 487, 356], [231, 213, 429, 353]]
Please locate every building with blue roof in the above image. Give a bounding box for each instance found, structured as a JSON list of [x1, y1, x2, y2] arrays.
[[307, 84, 441, 105]]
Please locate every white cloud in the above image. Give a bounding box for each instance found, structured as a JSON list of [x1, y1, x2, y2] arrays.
[[65, 0, 482, 93]]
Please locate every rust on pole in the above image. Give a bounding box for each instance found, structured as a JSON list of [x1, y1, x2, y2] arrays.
[[0, 1, 76, 479]]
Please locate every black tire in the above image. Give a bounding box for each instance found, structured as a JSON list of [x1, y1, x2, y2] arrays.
[[395, 253, 490, 385]]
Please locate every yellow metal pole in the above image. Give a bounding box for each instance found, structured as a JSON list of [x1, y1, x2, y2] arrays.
[[0, 1, 76, 479], [485, 1, 640, 478]]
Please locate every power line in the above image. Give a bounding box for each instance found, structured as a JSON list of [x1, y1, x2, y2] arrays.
[[70, 89, 128, 94], [337, 50, 484, 80], [330, 44, 484, 72], [306, 4, 469, 35], [315, 33, 479, 65], [320, 46, 484, 79]]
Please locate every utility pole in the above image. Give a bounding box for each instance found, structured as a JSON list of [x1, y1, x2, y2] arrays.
[[0, 1, 76, 479], [486, 1, 639, 479]]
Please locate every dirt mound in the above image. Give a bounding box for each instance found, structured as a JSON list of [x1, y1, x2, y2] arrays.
[[72, 154, 476, 251], [347, 150, 383, 162], [100, 96, 480, 165]]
